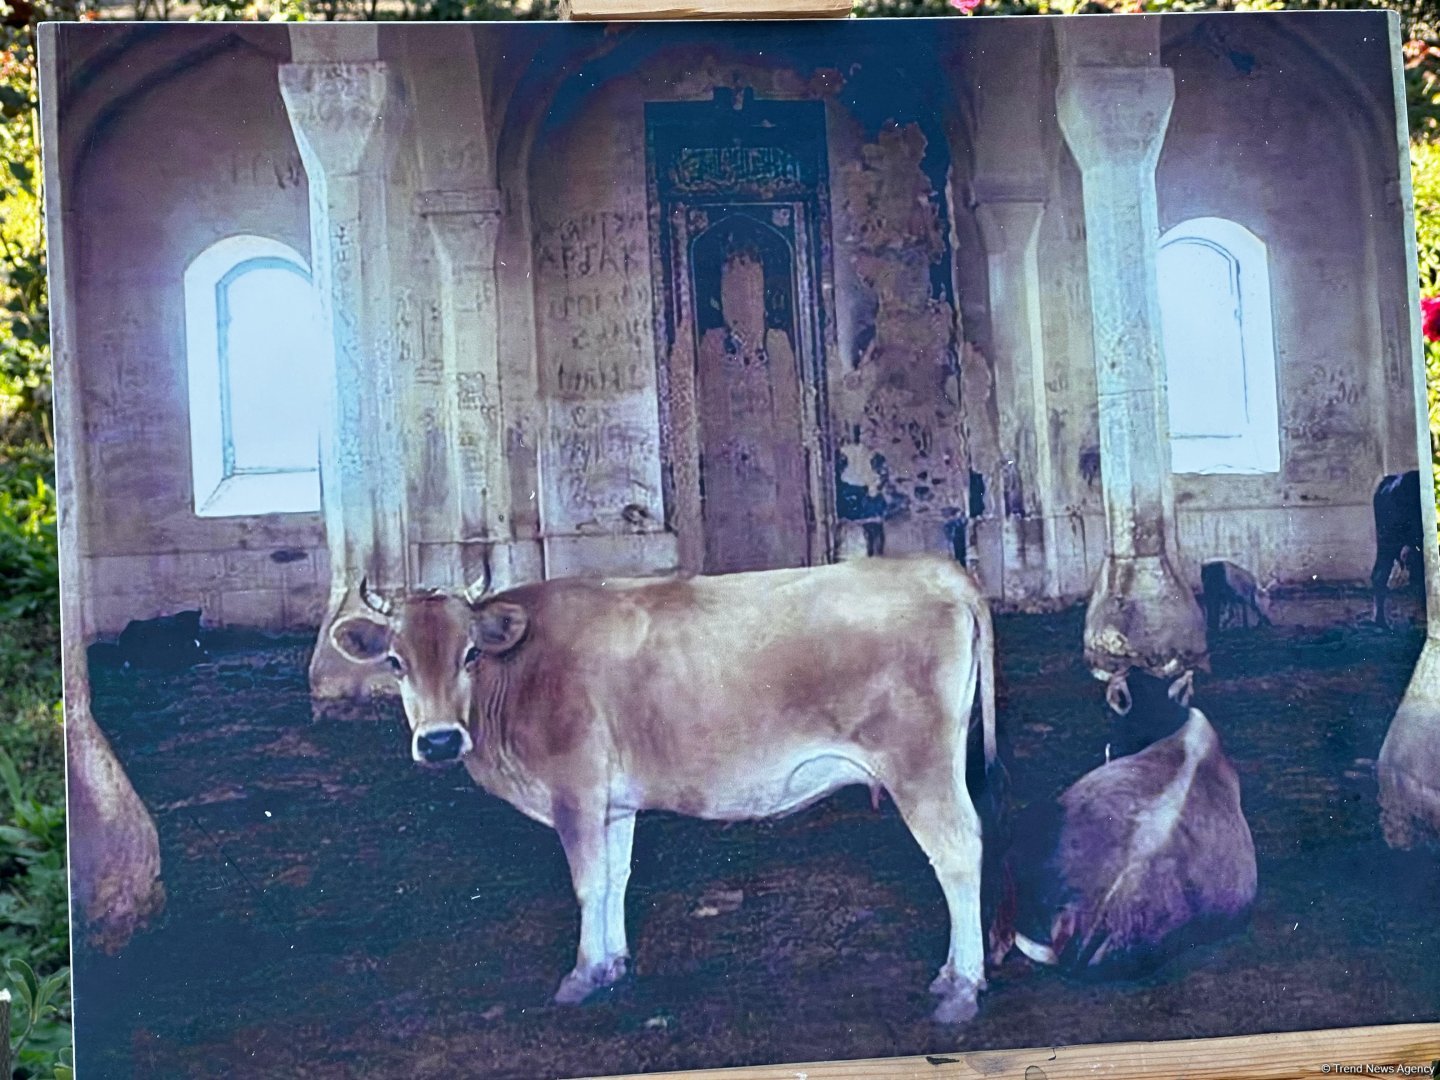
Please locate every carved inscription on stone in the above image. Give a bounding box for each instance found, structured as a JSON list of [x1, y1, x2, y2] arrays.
[[534, 211, 647, 282], [224, 152, 305, 190], [534, 211, 653, 395], [545, 401, 658, 526], [533, 207, 662, 533]]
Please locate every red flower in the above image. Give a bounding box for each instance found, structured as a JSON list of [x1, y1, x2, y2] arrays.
[[1423, 296, 1440, 343], [950, 0, 982, 12]]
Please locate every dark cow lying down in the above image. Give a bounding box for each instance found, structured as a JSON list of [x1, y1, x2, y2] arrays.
[[989, 670, 1256, 977], [331, 556, 998, 1023]]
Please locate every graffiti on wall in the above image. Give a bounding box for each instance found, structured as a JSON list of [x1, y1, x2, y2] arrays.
[[534, 208, 662, 532]]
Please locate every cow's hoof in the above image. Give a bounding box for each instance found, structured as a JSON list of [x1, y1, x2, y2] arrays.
[[932, 991, 980, 1025], [553, 956, 628, 1006], [928, 966, 985, 997], [928, 970, 983, 1024]]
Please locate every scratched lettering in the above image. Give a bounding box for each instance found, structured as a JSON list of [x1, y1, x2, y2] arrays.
[[544, 402, 660, 522], [555, 361, 648, 399], [226, 152, 305, 190], [395, 290, 416, 370], [534, 211, 648, 282], [546, 283, 652, 322]]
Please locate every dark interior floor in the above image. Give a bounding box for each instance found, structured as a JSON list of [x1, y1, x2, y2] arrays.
[[73, 594, 1440, 1080]]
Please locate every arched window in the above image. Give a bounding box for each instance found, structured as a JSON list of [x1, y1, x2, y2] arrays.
[[185, 236, 326, 517], [1157, 217, 1280, 475]]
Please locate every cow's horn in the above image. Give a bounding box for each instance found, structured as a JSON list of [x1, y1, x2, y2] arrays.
[[358, 576, 393, 617], [462, 554, 492, 607], [1168, 669, 1196, 707]]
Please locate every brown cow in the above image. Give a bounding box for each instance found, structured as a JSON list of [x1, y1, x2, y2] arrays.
[[330, 555, 998, 1023]]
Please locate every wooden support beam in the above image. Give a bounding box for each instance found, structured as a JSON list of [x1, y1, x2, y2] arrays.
[[561, 0, 851, 20], [588, 1023, 1440, 1080]]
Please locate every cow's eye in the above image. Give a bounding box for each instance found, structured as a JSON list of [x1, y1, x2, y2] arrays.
[[386, 656, 403, 675], [464, 646, 481, 667]]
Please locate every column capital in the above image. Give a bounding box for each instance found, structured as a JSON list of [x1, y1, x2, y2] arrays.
[[279, 61, 389, 178], [974, 197, 1045, 257], [419, 189, 502, 273], [1056, 66, 1175, 174], [415, 186, 502, 218]]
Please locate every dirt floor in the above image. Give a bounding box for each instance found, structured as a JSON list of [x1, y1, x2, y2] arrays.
[[73, 592, 1440, 1080]]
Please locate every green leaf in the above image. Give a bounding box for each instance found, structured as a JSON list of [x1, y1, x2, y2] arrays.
[[6, 956, 38, 1015]]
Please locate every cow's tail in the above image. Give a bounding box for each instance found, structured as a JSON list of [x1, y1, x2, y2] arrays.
[[976, 598, 997, 767]]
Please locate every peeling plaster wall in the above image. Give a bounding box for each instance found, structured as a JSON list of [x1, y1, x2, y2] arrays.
[[70, 39, 327, 638], [1158, 17, 1409, 588], [830, 120, 970, 560], [523, 44, 972, 577]]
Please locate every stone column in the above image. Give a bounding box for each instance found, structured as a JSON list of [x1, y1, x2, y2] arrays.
[[1377, 0, 1440, 845], [976, 196, 1058, 601], [418, 187, 529, 592], [280, 48, 408, 698], [38, 25, 164, 951], [1055, 22, 1208, 677]]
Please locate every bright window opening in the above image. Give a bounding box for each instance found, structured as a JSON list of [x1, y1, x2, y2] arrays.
[[185, 236, 326, 517], [1157, 218, 1280, 475]]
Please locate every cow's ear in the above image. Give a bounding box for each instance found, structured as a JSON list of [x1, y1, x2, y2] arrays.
[[1104, 673, 1132, 716], [331, 614, 390, 664], [475, 602, 528, 656]]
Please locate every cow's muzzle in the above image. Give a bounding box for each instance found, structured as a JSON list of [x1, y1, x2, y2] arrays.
[[413, 726, 470, 764]]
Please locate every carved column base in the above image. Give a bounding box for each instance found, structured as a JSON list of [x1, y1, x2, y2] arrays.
[[1378, 638, 1440, 848], [1083, 553, 1208, 677], [309, 584, 394, 701], [67, 703, 165, 953]]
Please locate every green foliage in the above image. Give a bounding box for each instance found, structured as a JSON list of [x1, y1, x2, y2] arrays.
[[394, 0, 557, 20], [0, 22, 67, 1068], [5, 960, 71, 1080], [1416, 139, 1440, 299], [0, 602, 66, 1080], [191, 0, 310, 23], [0, 28, 50, 455], [0, 591, 65, 1080], [1414, 139, 1440, 509], [0, 471, 57, 624]]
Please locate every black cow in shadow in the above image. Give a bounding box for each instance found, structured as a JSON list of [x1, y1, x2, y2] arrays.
[[1371, 469, 1426, 629]]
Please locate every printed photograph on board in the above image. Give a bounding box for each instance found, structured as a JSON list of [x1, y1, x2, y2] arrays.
[[39, 11, 1440, 1079]]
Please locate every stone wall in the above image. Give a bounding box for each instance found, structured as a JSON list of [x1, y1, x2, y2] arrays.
[[1158, 14, 1411, 588], [53, 17, 1418, 638], [526, 76, 674, 578], [68, 30, 327, 638]]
